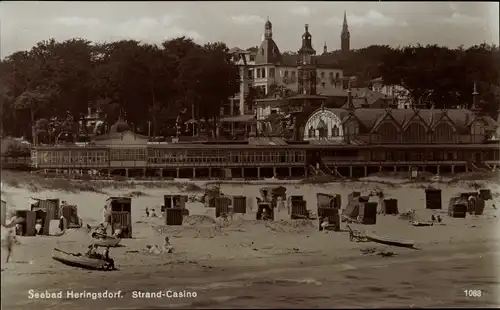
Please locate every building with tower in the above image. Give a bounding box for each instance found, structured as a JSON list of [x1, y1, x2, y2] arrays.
[[229, 15, 352, 115]]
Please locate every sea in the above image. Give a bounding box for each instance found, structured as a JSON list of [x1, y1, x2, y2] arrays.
[[3, 246, 498, 309]]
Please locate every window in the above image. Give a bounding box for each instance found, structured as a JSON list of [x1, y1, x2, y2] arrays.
[[262, 68, 266, 78], [284, 70, 289, 78], [308, 126, 315, 138], [256, 69, 261, 78], [250, 55, 255, 61], [291, 71, 296, 78], [404, 122, 427, 143], [335, 73, 340, 79], [110, 148, 146, 161], [433, 122, 454, 143], [320, 72, 325, 79], [378, 122, 399, 143], [270, 68, 275, 78]]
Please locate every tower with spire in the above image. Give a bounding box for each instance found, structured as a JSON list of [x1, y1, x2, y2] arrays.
[[255, 17, 281, 65], [297, 24, 317, 95], [264, 16, 272, 39], [341, 11, 350, 54]]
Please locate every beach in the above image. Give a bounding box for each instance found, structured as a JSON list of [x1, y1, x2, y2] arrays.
[[1, 174, 499, 308]]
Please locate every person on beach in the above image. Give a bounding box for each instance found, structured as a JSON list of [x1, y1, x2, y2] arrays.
[[162, 237, 173, 253], [277, 197, 285, 212], [35, 218, 43, 235], [102, 205, 112, 234], [145, 207, 150, 217], [2, 228, 18, 264], [151, 209, 157, 217], [320, 217, 330, 231], [58, 215, 65, 232], [113, 224, 122, 238]]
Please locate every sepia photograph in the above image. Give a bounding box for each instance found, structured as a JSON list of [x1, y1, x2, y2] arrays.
[[1, 1, 499, 309]]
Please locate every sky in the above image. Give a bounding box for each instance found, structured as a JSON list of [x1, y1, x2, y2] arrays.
[[1, 1, 499, 58]]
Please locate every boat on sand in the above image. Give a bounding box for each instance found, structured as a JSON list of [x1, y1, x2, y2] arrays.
[[365, 232, 416, 249], [52, 248, 115, 270]]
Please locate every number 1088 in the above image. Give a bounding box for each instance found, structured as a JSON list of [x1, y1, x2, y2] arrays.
[[464, 289, 482, 297]]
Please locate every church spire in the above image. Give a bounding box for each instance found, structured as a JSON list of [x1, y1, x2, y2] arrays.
[[341, 11, 350, 54], [323, 41, 327, 54], [342, 11, 348, 32]]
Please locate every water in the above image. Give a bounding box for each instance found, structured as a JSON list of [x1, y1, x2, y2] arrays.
[[2, 247, 498, 309]]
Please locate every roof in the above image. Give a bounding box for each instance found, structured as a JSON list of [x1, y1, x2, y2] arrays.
[[317, 88, 349, 97], [341, 88, 391, 108], [228, 47, 247, 54], [255, 38, 281, 65], [286, 94, 327, 100], [370, 77, 384, 83], [220, 115, 256, 123], [33, 142, 500, 151], [314, 107, 498, 133]]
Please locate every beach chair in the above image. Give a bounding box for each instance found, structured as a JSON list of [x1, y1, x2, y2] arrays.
[[346, 225, 367, 242]]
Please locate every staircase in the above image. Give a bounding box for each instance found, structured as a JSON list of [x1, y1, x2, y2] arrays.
[[468, 160, 493, 172], [308, 162, 345, 178], [319, 162, 344, 178], [308, 165, 326, 177]]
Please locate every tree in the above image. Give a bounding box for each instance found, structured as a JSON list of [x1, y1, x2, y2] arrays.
[[379, 44, 499, 113], [175, 41, 240, 137]]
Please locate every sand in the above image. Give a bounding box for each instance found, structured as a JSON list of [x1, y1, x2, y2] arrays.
[[1, 175, 499, 308]]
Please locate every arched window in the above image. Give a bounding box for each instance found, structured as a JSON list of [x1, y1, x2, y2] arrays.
[[345, 120, 359, 137], [433, 122, 454, 143], [332, 125, 339, 137], [377, 122, 399, 143], [404, 122, 427, 143], [471, 121, 485, 135], [316, 119, 327, 139]]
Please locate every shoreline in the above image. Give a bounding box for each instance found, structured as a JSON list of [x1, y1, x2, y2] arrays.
[[1, 176, 499, 309]]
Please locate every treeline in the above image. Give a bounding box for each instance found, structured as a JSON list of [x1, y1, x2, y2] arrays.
[[341, 44, 500, 113], [0, 37, 240, 142], [1, 38, 499, 143]]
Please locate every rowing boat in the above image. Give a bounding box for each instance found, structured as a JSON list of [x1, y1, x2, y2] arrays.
[[52, 248, 114, 270], [365, 232, 415, 249]]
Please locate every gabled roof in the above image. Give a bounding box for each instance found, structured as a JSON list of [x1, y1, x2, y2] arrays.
[[307, 107, 497, 134]]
